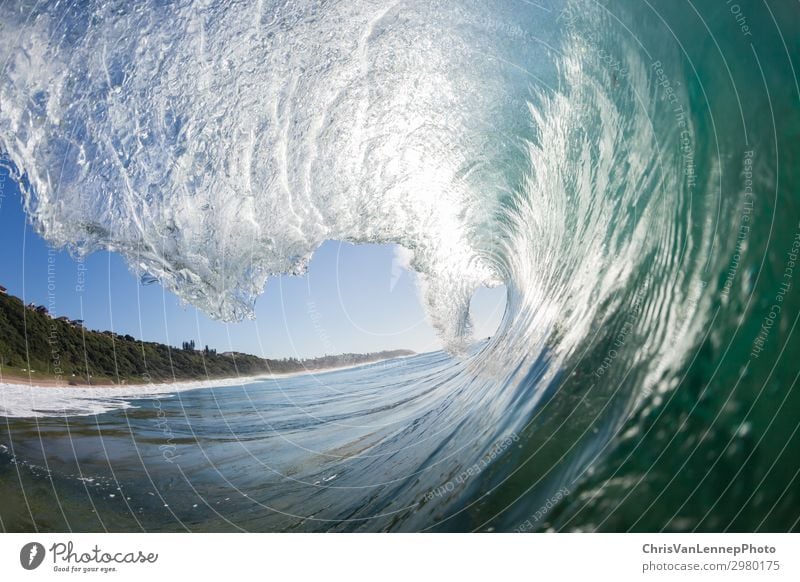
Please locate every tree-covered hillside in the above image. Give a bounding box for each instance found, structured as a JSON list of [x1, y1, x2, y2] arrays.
[[0, 291, 413, 385]]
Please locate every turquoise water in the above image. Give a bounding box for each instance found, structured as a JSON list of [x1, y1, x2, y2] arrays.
[[1, 0, 800, 531]]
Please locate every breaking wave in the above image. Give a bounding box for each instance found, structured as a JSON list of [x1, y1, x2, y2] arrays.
[[2, 0, 797, 531]]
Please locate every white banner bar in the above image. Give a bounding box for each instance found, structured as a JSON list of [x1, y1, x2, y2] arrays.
[[0, 534, 797, 581]]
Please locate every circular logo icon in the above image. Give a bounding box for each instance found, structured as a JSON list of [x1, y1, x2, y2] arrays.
[[20, 542, 46, 570]]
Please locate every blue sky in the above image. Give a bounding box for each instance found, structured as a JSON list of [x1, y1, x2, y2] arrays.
[[0, 167, 505, 359]]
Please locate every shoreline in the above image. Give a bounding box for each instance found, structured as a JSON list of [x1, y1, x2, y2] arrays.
[[0, 289, 415, 392], [0, 352, 420, 391], [0, 369, 289, 389], [0, 354, 421, 418]]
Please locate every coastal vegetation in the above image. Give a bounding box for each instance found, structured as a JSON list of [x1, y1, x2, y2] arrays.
[[0, 291, 413, 385]]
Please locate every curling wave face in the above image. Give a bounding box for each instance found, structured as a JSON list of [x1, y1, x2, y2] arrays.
[[1, 0, 798, 531], [0, 0, 709, 359], [0, 0, 537, 350]]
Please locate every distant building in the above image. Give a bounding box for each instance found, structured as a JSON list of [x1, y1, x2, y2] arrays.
[[55, 316, 70, 322], [34, 305, 49, 315], [0, 285, 7, 294]]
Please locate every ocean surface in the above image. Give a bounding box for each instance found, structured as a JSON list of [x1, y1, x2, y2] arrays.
[[1, 0, 800, 531]]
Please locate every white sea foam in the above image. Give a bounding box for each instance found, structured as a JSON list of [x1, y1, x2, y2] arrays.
[[0, 375, 265, 418]]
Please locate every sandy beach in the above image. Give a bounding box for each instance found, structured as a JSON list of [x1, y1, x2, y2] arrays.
[[0, 368, 270, 389], [0, 354, 418, 417]]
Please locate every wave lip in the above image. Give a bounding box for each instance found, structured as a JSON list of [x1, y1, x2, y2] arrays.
[[0, 0, 528, 350]]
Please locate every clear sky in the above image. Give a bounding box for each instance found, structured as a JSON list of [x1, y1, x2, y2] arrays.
[[0, 167, 506, 359]]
